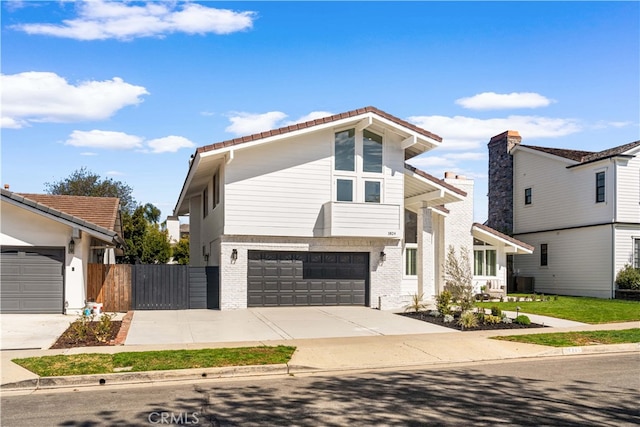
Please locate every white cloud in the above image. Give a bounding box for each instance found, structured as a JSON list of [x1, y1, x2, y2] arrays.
[[80, 152, 98, 156], [65, 130, 144, 150], [105, 170, 125, 176], [408, 114, 582, 151], [284, 111, 333, 126], [65, 130, 195, 154], [225, 111, 288, 135], [1, 71, 148, 128], [12, 0, 256, 40], [225, 110, 334, 136], [455, 92, 554, 110], [147, 135, 195, 153]]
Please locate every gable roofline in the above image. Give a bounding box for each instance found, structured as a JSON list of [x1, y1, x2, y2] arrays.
[[175, 106, 443, 215], [197, 106, 442, 155], [472, 222, 534, 254], [1, 189, 121, 245], [514, 140, 640, 168]]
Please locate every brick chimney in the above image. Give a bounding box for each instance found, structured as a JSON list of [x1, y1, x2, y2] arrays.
[[486, 130, 521, 235]]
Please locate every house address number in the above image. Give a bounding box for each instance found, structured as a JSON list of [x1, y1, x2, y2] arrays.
[[388, 231, 397, 236]]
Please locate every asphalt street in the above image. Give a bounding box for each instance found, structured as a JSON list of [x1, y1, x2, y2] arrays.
[[2, 353, 638, 426]]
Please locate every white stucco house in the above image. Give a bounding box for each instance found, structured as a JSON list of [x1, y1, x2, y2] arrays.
[[0, 189, 124, 313], [174, 107, 532, 310], [487, 130, 640, 298]]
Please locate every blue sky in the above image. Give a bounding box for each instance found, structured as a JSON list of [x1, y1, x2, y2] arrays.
[[2, 1, 639, 223]]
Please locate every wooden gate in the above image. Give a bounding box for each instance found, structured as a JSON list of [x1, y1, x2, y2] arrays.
[[87, 264, 131, 312]]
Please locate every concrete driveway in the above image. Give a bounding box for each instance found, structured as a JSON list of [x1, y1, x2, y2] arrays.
[[0, 314, 72, 351], [125, 307, 455, 346]]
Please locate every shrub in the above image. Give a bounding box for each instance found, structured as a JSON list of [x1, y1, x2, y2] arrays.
[[490, 306, 502, 317], [476, 311, 485, 323], [443, 246, 475, 312], [94, 313, 117, 343], [443, 314, 454, 323], [457, 311, 478, 329], [514, 315, 531, 325], [501, 316, 513, 324], [428, 310, 441, 317], [484, 315, 502, 325], [436, 290, 453, 316], [615, 265, 640, 290], [405, 292, 429, 313]]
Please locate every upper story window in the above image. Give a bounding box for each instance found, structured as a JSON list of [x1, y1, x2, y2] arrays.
[[334, 129, 355, 171], [363, 130, 383, 173], [213, 170, 220, 208], [524, 188, 532, 205], [595, 171, 605, 203], [540, 243, 548, 266], [202, 186, 209, 218], [364, 181, 381, 203], [336, 179, 353, 202], [334, 127, 384, 203]]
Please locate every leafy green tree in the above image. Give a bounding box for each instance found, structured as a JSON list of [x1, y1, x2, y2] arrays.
[[172, 238, 190, 265], [121, 204, 171, 264], [45, 167, 136, 214]]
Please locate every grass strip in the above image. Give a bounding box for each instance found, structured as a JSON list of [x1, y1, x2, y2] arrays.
[[477, 295, 640, 324], [492, 328, 640, 347], [12, 345, 296, 377]]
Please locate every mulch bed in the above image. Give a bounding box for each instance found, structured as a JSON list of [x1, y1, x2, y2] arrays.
[[50, 321, 123, 349], [50, 312, 133, 349], [400, 312, 548, 331]]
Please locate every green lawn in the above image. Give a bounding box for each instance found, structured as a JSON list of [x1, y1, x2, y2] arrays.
[[13, 346, 296, 377], [477, 295, 640, 324], [493, 328, 640, 347]]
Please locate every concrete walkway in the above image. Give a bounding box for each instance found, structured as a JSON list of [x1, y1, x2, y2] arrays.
[[1, 310, 637, 391]]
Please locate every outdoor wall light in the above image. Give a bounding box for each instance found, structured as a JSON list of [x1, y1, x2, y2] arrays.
[[231, 249, 238, 262], [68, 238, 75, 254], [380, 251, 386, 261]]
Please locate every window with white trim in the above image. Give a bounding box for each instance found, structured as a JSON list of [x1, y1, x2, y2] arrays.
[[334, 127, 385, 203], [473, 239, 497, 276], [404, 210, 418, 276], [634, 238, 640, 269]]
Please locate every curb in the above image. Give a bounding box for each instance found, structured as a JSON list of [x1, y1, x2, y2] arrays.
[[2, 343, 638, 393], [1, 363, 292, 391]]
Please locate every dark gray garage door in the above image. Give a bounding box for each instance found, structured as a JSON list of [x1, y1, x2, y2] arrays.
[[247, 251, 369, 307], [0, 247, 64, 313]]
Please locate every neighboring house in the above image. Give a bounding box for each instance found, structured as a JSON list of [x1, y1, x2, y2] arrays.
[[487, 131, 640, 298], [0, 189, 124, 313], [174, 106, 530, 310]]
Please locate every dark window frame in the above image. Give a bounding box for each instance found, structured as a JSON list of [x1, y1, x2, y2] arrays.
[[595, 171, 605, 203], [540, 243, 548, 266], [524, 187, 532, 205], [202, 186, 209, 218]]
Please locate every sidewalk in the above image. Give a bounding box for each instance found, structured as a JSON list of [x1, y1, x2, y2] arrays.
[[2, 316, 638, 392]]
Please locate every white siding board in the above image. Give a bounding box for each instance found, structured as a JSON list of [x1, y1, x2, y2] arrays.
[[514, 225, 613, 298], [614, 225, 640, 275], [513, 151, 614, 233], [616, 155, 640, 223]]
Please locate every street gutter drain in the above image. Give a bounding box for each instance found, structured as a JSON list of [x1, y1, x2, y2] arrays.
[[99, 378, 106, 385]]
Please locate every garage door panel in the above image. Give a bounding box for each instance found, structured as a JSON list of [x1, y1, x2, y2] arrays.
[[247, 251, 369, 307], [1, 247, 64, 314], [279, 281, 295, 291]]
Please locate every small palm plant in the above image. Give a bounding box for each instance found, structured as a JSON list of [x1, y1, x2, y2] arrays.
[[405, 292, 428, 313]]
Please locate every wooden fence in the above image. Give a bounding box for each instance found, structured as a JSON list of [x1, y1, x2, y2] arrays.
[[86, 264, 219, 312], [87, 264, 132, 312]]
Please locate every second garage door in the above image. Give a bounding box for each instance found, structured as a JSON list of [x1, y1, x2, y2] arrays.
[[247, 251, 369, 307], [0, 247, 65, 314]]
